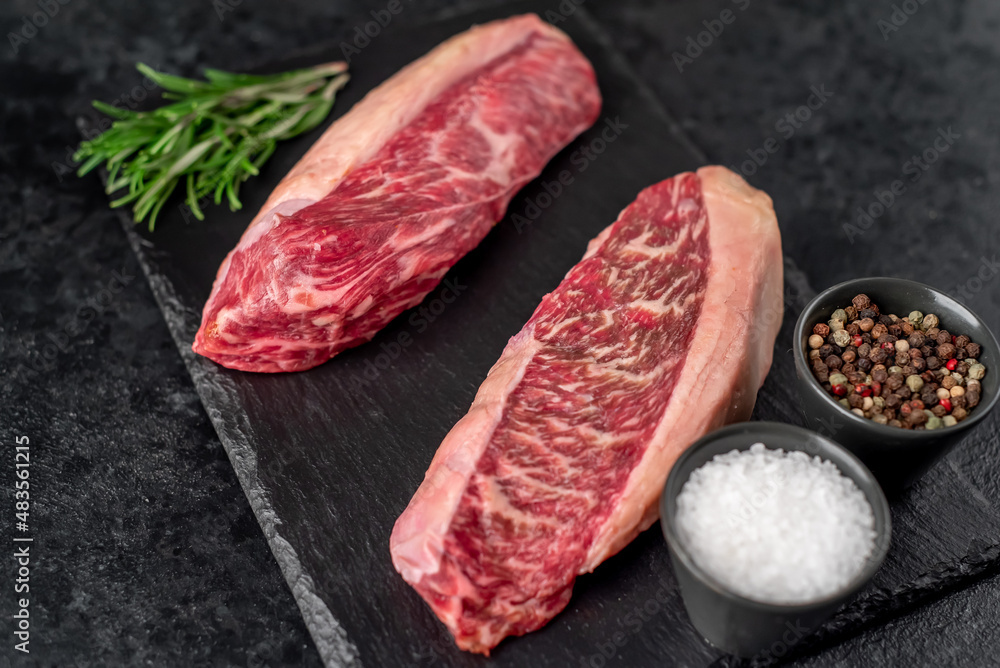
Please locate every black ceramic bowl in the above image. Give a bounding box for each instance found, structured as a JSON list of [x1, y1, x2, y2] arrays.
[[793, 277, 1000, 493], [660, 422, 891, 658]]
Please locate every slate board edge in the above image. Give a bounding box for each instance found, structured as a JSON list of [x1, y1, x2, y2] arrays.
[[116, 228, 361, 667], [95, 8, 1000, 668]]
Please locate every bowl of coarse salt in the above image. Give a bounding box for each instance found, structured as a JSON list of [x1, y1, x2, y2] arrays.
[[660, 421, 891, 659]]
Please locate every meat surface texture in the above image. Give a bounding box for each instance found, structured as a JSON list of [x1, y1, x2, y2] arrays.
[[193, 14, 601, 372], [390, 166, 783, 654]]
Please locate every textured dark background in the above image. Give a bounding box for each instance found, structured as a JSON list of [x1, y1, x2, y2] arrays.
[[2, 0, 999, 666]]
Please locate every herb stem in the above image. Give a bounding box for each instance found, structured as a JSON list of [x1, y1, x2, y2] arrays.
[[75, 61, 349, 230]]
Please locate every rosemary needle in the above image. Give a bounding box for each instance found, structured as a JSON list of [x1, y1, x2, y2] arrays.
[[75, 61, 350, 231]]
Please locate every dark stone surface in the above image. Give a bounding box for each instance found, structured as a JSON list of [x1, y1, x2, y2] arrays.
[[1, 0, 999, 666]]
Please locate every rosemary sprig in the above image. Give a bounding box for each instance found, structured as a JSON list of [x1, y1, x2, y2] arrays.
[[75, 61, 349, 231]]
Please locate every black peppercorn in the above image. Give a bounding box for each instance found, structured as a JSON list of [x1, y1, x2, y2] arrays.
[[966, 342, 982, 358], [926, 356, 942, 370], [921, 387, 939, 406], [858, 357, 873, 372], [936, 343, 957, 360], [955, 335, 970, 349]]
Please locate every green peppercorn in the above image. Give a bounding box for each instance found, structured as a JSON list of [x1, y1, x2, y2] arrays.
[[908, 310, 923, 327], [828, 319, 845, 332], [943, 415, 958, 427], [921, 313, 940, 330], [926, 416, 943, 430], [829, 373, 848, 387], [968, 363, 986, 380], [906, 375, 924, 393], [832, 308, 848, 322], [833, 330, 851, 347]]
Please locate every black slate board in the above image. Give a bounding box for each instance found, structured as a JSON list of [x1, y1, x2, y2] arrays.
[[111, 2, 1000, 666]]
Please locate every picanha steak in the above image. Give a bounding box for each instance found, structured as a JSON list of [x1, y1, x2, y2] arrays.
[[193, 14, 601, 372], [390, 166, 783, 654]]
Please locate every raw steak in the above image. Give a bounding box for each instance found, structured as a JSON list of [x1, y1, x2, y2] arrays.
[[390, 166, 783, 654], [193, 14, 601, 372]]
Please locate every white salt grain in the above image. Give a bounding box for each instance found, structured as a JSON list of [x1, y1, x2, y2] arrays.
[[675, 443, 877, 605]]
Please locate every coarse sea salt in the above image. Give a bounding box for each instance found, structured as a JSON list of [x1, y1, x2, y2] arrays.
[[675, 442, 877, 605]]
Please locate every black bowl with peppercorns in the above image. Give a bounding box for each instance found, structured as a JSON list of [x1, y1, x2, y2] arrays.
[[793, 277, 999, 493]]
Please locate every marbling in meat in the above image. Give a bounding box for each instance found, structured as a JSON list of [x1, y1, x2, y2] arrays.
[[390, 167, 783, 653], [193, 14, 601, 372]]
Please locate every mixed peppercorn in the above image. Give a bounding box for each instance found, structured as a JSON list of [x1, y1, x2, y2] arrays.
[[807, 294, 988, 430]]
